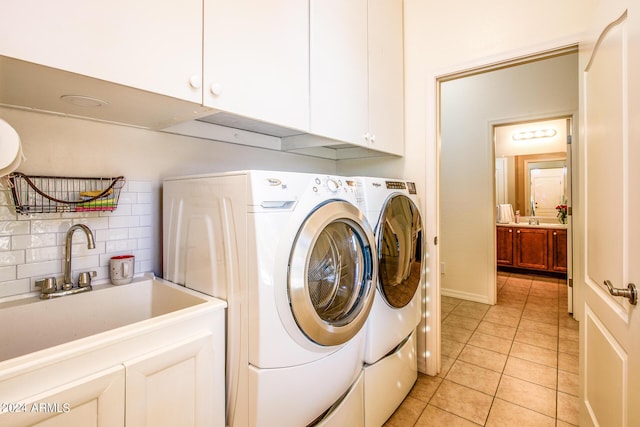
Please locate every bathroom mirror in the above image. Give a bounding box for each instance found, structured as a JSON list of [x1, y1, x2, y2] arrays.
[[495, 118, 568, 219]]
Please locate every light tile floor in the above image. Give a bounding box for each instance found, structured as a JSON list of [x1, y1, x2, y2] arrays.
[[384, 271, 579, 426]]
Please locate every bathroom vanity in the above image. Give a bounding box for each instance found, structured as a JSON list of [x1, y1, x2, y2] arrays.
[[497, 223, 567, 274]]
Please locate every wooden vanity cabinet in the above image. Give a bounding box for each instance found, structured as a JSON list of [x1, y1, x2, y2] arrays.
[[497, 226, 567, 274], [550, 229, 568, 273], [514, 228, 549, 270], [496, 227, 514, 266]]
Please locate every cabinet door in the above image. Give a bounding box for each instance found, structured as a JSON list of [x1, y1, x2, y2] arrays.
[[0, 0, 202, 103], [550, 229, 568, 272], [203, 0, 309, 131], [0, 366, 124, 427], [367, 0, 404, 155], [514, 228, 549, 270], [310, 0, 368, 145], [125, 332, 223, 427], [496, 227, 514, 266]]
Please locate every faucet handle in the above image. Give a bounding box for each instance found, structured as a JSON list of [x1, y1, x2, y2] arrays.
[[36, 277, 58, 294], [78, 271, 97, 288]]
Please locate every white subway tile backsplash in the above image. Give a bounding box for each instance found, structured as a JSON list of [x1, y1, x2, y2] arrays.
[[17, 260, 61, 279], [0, 266, 16, 281], [25, 246, 63, 263], [137, 238, 152, 250], [131, 203, 152, 216], [137, 192, 152, 204], [109, 215, 140, 229], [105, 239, 138, 254], [0, 221, 30, 236], [129, 227, 152, 239], [108, 203, 132, 217], [30, 219, 74, 234], [0, 279, 30, 298], [0, 180, 154, 297], [12, 233, 57, 250], [0, 251, 25, 266], [0, 236, 10, 251]]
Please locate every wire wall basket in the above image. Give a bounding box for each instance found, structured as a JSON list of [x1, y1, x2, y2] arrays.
[[6, 173, 126, 215]]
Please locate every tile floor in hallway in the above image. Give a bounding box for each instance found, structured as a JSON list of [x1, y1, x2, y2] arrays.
[[384, 271, 579, 426]]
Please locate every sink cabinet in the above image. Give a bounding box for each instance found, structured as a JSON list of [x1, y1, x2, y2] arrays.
[[0, 279, 226, 427], [0, 333, 217, 427], [514, 228, 549, 271], [497, 226, 567, 274]]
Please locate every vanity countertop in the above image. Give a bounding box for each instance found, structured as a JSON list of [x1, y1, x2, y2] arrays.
[[496, 221, 567, 229]]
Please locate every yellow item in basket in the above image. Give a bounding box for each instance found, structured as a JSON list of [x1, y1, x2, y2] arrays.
[[80, 189, 113, 198]]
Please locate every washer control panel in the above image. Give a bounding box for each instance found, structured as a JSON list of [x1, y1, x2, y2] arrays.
[[312, 176, 355, 195]]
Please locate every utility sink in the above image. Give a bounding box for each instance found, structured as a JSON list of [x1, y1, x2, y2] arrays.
[[0, 275, 218, 363], [0, 275, 226, 426]]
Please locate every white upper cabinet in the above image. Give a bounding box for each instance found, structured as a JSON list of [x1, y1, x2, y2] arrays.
[[0, 0, 203, 104], [367, 0, 404, 156], [310, 0, 404, 155], [203, 0, 309, 131], [310, 0, 369, 146]]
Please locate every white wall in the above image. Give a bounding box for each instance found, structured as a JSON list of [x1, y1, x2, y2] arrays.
[[0, 106, 335, 297], [440, 53, 578, 303]]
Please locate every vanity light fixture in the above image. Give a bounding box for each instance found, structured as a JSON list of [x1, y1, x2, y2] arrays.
[[512, 128, 557, 141], [60, 94, 108, 108]]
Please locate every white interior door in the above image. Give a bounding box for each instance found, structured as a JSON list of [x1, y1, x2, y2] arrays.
[[531, 167, 565, 217], [580, 3, 640, 426]]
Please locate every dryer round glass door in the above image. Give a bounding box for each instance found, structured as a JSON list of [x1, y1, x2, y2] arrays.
[[288, 200, 377, 346], [378, 194, 424, 308]]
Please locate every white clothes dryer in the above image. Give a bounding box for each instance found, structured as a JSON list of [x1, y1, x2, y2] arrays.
[[351, 176, 424, 427], [163, 170, 377, 427]]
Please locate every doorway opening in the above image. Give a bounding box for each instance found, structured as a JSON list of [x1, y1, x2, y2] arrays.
[[437, 46, 578, 312], [493, 116, 573, 312]]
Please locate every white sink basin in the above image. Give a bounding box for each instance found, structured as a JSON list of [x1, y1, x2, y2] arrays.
[[0, 275, 217, 363]]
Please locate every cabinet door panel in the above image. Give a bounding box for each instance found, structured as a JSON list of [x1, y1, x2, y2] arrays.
[[496, 227, 514, 265], [368, 0, 404, 155], [0, 0, 202, 103], [514, 228, 549, 270], [204, 0, 309, 131], [551, 229, 568, 272], [125, 332, 223, 427], [310, 0, 368, 144], [0, 366, 124, 427]]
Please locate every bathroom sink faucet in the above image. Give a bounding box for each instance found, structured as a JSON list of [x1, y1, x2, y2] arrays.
[[63, 224, 96, 288]]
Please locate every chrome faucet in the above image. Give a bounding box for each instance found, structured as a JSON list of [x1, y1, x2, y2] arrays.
[[36, 224, 97, 299], [63, 224, 96, 287]]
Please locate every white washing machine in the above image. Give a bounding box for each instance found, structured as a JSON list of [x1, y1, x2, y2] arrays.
[[163, 170, 377, 427], [351, 176, 424, 427]]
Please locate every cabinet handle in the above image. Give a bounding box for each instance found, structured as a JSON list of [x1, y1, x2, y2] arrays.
[[189, 75, 202, 89], [604, 280, 638, 305], [210, 83, 223, 96], [370, 134, 376, 143], [517, 230, 521, 233], [509, 229, 512, 233]]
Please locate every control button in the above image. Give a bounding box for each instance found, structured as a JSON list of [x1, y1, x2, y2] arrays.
[[315, 178, 321, 185], [326, 179, 339, 192]]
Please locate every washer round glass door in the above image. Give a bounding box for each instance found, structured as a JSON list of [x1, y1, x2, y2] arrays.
[[378, 194, 423, 308], [288, 200, 377, 346]]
